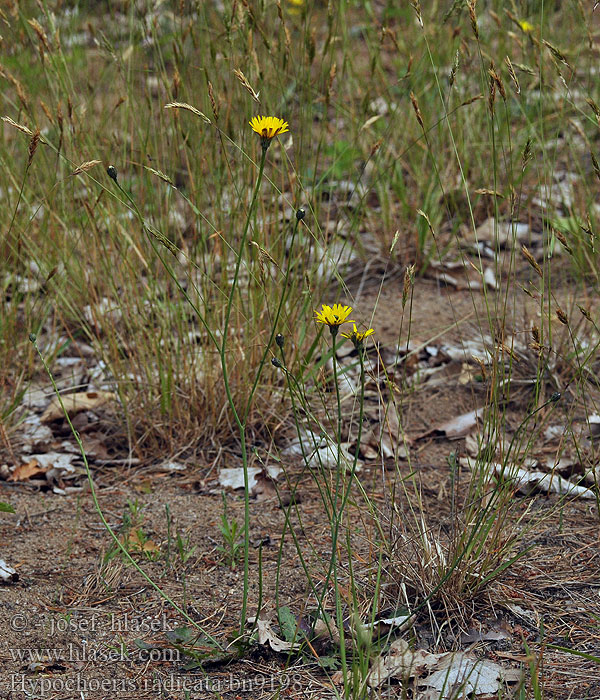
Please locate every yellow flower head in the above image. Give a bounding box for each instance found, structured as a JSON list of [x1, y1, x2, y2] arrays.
[[249, 116, 289, 149], [518, 19, 534, 33], [341, 323, 374, 348], [314, 303, 354, 332]]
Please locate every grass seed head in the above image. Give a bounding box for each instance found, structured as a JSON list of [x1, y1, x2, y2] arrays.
[[467, 0, 479, 39], [556, 307, 569, 325], [27, 128, 40, 166], [2, 115, 33, 136], [504, 56, 520, 94], [208, 81, 219, 120], [554, 229, 572, 254], [233, 69, 261, 103], [578, 305, 592, 321], [591, 152, 600, 183], [521, 245, 543, 277], [410, 91, 424, 130], [72, 159, 102, 176], [164, 102, 211, 124], [403, 264, 415, 308], [522, 138, 533, 171]]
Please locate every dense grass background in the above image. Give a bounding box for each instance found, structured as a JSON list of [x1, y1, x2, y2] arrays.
[[3, 0, 600, 453]]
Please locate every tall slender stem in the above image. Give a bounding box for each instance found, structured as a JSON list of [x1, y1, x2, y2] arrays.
[[219, 147, 267, 634]]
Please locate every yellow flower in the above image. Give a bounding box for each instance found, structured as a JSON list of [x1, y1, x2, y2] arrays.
[[314, 303, 354, 332], [341, 323, 374, 348], [518, 20, 534, 33], [249, 116, 289, 146]]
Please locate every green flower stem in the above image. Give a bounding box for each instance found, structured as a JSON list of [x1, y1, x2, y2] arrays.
[[220, 146, 267, 635], [329, 329, 348, 680], [243, 212, 301, 423]]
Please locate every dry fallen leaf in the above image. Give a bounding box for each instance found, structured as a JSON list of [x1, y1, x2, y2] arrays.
[[0, 559, 19, 583], [417, 407, 484, 440], [368, 641, 520, 696], [420, 652, 519, 698], [368, 638, 440, 687], [472, 217, 532, 246], [502, 465, 595, 499], [41, 390, 117, 423], [283, 431, 363, 472], [248, 613, 301, 653], [460, 457, 596, 500], [8, 459, 47, 482], [121, 530, 160, 555], [218, 465, 282, 497]]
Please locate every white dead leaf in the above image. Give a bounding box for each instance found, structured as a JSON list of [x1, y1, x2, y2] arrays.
[[365, 613, 413, 637], [368, 639, 448, 689], [483, 266, 498, 289], [368, 638, 411, 686], [545, 455, 577, 474], [82, 297, 122, 326], [461, 458, 595, 499], [248, 614, 301, 653], [0, 559, 18, 582], [283, 431, 363, 472], [421, 652, 513, 697], [474, 218, 531, 246], [313, 617, 340, 644], [373, 614, 412, 628], [584, 466, 600, 485], [162, 461, 186, 471], [20, 415, 53, 449], [379, 434, 409, 460], [423, 407, 484, 439], [464, 434, 486, 457], [361, 435, 379, 460], [504, 466, 595, 499], [544, 424, 566, 441], [440, 339, 492, 363], [41, 390, 117, 422], [460, 626, 511, 644], [29, 452, 77, 473], [503, 603, 539, 624], [218, 465, 281, 494], [437, 271, 461, 288], [22, 385, 52, 411], [587, 414, 600, 437]]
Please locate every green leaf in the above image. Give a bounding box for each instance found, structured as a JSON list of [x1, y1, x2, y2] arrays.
[[316, 655, 340, 670], [278, 606, 299, 643], [0, 502, 15, 513]]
